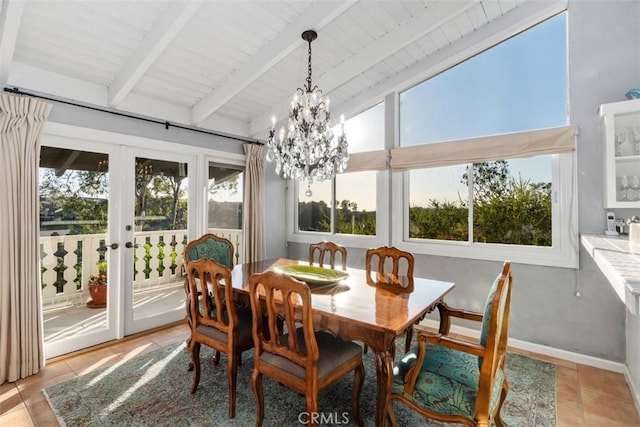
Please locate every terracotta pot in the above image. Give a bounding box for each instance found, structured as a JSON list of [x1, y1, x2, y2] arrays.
[[87, 283, 107, 308]]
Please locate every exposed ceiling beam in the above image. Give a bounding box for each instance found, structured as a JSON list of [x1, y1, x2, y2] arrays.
[[334, 0, 568, 124], [108, 0, 203, 106], [191, 0, 357, 125], [0, 0, 26, 85], [249, 0, 478, 137]]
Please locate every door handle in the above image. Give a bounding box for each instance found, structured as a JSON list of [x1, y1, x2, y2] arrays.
[[109, 243, 119, 250], [125, 242, 139, 249]]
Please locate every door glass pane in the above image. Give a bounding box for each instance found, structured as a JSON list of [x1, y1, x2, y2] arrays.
[[132, 157, 188, 322], [208, 164, 243, 264], [39, 147, 110, 343]]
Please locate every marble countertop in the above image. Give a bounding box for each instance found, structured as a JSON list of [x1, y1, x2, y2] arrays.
[[581, 233, 640, 315]]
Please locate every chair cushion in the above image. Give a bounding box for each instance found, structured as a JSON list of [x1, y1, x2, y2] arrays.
[[260, 329, 362, 380], [479, 276, 500, 368], [188, 238, 232, 267], [194, 306, 253, 348], [392, 344, 504, 420]]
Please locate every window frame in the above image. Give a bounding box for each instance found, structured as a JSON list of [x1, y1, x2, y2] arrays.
[[391, 151, 578, 268], [284, 7, 578, 267], [285, 169, 390, 249]]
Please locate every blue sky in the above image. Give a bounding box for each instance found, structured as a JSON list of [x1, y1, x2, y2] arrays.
[[302, 12, 567, 212]]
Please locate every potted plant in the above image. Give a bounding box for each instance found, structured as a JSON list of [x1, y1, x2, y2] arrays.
[[87, 260, 108, 308]]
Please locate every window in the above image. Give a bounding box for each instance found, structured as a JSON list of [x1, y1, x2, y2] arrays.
[[291, 103, 386, 244], [394, 12, 577, 268], [208, 164, 243, 231]]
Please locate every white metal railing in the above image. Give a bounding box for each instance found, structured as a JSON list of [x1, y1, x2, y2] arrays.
[[40, 229, 243, 311]]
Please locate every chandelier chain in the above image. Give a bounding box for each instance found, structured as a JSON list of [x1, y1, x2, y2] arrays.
[[306, 38, 313, 92]]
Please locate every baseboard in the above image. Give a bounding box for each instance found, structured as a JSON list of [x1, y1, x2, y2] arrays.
[[623, 365, 640, 415], [419, 319, 626, 373]]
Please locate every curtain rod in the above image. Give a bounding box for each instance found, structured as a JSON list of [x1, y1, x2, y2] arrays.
[[3, 86, 263, 145]]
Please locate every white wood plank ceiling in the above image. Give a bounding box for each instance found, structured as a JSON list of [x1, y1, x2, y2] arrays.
[[0, 0, 566, 141]]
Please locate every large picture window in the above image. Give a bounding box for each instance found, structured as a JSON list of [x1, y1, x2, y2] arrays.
[[395, 12, 577, 267], [286, 11, 577, 267]]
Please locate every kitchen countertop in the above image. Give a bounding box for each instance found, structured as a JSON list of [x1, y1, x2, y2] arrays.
[[581, 233, 640, 315]]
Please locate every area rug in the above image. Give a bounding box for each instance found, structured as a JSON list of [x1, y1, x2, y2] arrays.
[[43, 340, 556, 426]]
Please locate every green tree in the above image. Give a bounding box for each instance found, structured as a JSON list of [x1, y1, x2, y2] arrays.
[[409, 160, 551, 246], [40, 169, 109, 234]]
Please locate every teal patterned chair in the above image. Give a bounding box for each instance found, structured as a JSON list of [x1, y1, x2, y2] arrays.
[[387, 261, 513, 427], [183, 233, 235, 370]]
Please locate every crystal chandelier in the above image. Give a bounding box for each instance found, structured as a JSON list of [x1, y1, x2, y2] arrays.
[[266, 30, 348, 196]]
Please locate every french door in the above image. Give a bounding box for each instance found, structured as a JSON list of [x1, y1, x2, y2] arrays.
[[121, 147, 194, 335], [40, 132, 196, 357]]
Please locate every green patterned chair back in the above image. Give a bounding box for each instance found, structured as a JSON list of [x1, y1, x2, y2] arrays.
[[479, 262, 513, 371], [185, 233, 234, 268]]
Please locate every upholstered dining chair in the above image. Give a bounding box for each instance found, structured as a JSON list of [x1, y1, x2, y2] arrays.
[[248, 270, 365, 427], [183, 233, 236, 370], [309, 240, 347, 270], [185, 258, 254, 419], [365, 246, 416, 352], [387, 261, 513, 427]]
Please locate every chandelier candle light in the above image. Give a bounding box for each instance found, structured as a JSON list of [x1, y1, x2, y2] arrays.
[[266, 30, 348, 196]]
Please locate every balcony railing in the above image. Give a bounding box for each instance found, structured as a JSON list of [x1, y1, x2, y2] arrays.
[[40, 229, 243, 311]]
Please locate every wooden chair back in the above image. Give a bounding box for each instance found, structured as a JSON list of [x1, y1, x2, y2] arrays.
[[309, 241, 347, 270], [185, 258, 238, 339], [249, 271, 318, 375], [365, 246, 415, 292]]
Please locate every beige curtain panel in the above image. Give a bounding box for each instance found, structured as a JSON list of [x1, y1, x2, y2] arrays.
[[344, 149, 389, 173], [390, 125, 578, 171], [0, 94, 52, 384], [242, 143, 267, 264]]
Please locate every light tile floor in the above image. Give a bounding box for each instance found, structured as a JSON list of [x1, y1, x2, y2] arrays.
[[1, 323, 639, 426]]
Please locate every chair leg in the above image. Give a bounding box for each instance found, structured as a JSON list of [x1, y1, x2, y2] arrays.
[[214, 349, 221, 365], [352, 361, 365, 427], [189, 341, 201, 394], [386, 400, 397, 427], [305, 393, 319, 427], [227, 353, 238, 418], [186, 337, 194, 371], [252, 369, 264, 427], [494, 381, 510, 427], [404, 326, 413, 353]]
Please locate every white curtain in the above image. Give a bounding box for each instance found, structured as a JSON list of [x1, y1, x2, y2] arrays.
[[0, 94, 52, 384], [242, 143, 267, 263]]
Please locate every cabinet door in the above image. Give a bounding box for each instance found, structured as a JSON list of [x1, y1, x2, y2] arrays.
[[601, 99, 640, 208]]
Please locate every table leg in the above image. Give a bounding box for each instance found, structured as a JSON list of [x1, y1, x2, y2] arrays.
[[374, 348, 394, 427]]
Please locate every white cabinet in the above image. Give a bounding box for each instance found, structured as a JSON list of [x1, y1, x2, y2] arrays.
[[600, 99, 640, 208]]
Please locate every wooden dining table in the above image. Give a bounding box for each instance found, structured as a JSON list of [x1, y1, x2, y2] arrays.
[[229, 257, 455, 427]]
